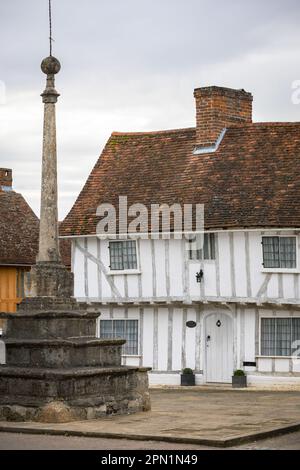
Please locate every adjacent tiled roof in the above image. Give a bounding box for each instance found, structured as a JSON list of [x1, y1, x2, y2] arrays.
[[0, 190, 39, 265], [60, 122, 300, 236], [0, 189, 71, 266], [59, 233, 72, 268]]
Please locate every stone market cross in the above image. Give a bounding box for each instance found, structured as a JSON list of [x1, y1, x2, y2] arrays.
[[0, 6, 150, 422]]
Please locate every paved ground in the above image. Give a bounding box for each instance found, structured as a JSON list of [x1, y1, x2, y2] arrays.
[[1, 430, 300, 450], [1, 389, 300, 447]]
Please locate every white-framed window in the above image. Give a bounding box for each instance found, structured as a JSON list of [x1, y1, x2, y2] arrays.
[[262, 236, 297, 269], [100, 319, 139, 355], [261, 317, 300, 356], [109, 240, 138, 271], [189, 233, 216, 261]]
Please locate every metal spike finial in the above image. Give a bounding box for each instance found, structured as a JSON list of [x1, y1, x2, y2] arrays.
[[49, 0, 53, 56], [41, 0, 60, 76]]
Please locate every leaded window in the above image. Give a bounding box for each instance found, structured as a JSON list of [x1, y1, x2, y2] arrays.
[[109, 240, 138, 270], [261, 318, 300, 356], [100, 319, 139, 355], [262, 236, 297, 269], [189, 233, 216, 261]]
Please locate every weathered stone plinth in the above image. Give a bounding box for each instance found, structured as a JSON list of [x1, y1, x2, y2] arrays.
[[26, 262, 74, 298], [0, 300, 151, 422]]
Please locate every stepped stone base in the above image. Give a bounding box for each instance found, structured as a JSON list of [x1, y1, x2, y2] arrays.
[[0, 298, 151, 423], [0, 365, 151, 422]]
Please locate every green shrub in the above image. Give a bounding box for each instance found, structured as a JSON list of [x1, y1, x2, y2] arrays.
[[182, 368, 194, 375], [233, 369, 245, 377]]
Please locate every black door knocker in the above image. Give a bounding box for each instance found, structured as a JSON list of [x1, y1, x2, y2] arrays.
[[216, 320, 221, 327]]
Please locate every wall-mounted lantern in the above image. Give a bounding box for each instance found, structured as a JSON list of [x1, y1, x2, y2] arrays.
[[196, 269, 204, 283]]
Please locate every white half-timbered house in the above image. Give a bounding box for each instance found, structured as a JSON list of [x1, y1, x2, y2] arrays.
[[60, 86, 300, 385]]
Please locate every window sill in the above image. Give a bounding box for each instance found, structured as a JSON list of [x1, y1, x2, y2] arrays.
[[256, 355, 296, 359], [122, 355, 142, 358], [107, 270, 142, 276], [261, 268, 299, 274], [189, 260, 216, 264]]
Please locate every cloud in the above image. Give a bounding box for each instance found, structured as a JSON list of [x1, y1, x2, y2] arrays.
[[0, 0, 300, 218]]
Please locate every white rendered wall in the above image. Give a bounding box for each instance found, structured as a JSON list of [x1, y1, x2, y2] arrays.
[[71, 230, 300, 384], [97, 303, 300, 384], [72, 231, 300, 304]]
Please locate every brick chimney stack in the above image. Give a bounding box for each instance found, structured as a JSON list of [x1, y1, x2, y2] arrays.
[[194, 86, 253, 148], [0, 168, 12, 190]]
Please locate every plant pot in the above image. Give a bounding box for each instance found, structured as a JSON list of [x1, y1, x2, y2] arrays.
[[232, 375, 247, 388], [180, 374, 195, 386]]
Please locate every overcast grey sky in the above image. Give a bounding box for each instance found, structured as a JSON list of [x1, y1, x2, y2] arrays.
[[0, 0, 300, 219]]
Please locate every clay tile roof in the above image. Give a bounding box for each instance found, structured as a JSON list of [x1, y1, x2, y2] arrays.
[[0, 189, 71, 267], [60, 122, 300, 236], [58, 227, 71, 267], [0, 190, 39, 265]]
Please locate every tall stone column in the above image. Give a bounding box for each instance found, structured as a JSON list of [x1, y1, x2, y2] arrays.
[[38, 57, 61, 263], [27, 56, 73, 299]]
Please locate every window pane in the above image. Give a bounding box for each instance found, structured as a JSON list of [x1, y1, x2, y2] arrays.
[[125, 320, 139, 355], [276, 318, 291, 356], [188, 237, 196, 260], [261, 318, 276, 356], [203, 234, 209, 259], [211, 234, 216, 260], [99, 319, 138, 356], [204, 233, 215, 260], [279, 238, 296, 269], [189, 236, 202, 260], [100, 320, 113, 338], [189, 234, 216, 261], [114, 320, 126, 339], [109, 241, 137, 270], [261, 318, 300, 357], [262, 237, 280, 268], [110, 242, 124, 270], [292, 318, 300, 357], [123, 241, 137, 270]]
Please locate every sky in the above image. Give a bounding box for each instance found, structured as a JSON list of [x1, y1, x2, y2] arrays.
[[0, 0, 300, 219]]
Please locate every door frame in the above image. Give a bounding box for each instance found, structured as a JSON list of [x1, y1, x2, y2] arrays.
[[202, 309, 236, 384]]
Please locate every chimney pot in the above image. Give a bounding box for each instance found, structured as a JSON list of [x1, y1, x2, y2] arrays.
[[0, 168, 13, 191]]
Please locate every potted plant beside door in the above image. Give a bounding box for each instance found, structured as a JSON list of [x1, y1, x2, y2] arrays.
[[232, 369, 247, 388], [180, 368, 195, 386]]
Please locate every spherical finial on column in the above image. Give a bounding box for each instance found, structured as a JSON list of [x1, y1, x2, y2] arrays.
[[41, 56, 61, 75]]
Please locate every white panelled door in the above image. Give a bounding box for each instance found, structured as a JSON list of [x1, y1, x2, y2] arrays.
[[205, 312, 234, 383]]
